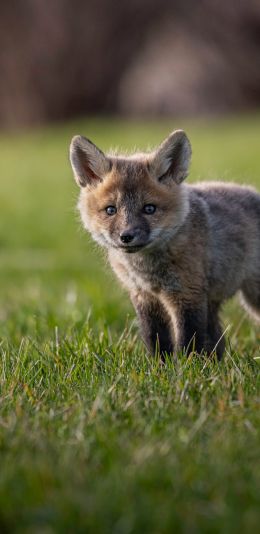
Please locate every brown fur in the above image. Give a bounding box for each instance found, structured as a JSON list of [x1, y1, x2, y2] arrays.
[[69, 131, 260, 359]]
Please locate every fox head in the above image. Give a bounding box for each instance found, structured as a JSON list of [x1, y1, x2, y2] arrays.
[[69, 130, 191, 253]]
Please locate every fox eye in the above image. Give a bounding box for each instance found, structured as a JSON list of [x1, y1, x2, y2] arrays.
[[143, 204, 156, 214], [106, 205, 117, 216]]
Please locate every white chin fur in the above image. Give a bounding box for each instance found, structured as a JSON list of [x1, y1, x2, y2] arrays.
[[91, 231, 111, 248]]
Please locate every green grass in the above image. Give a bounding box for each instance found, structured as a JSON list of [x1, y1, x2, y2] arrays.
[[0, 115, 260, 533]]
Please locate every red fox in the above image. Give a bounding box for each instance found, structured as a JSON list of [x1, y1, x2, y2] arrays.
[[69, 130, 260, 359]]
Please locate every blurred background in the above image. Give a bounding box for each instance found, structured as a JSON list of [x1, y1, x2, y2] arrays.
[[0, 0, 259, 343], [1, 0, 260, 128]]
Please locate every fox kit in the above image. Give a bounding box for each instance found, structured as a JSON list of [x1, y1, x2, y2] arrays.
[[69, 130, 260, 359]]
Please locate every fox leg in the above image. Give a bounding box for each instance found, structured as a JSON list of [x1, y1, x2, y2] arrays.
[[174, 302, 225, 358], [207, 303, 225, 360], [131, 292, 174, 356], [182, 307, 207, 353], [174, 303, 208, 355], [240, 278, 260, 322], [132, 293, 225, 359]]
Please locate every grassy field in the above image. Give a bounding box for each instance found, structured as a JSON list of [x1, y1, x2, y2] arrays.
[[0, 115, 259, 532]]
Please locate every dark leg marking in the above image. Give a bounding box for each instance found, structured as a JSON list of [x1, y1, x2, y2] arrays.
[[241, 278, 260, 320], [180, 305, 208, 355], [132, 294, 174, 356], [207, 303, 225, 360]]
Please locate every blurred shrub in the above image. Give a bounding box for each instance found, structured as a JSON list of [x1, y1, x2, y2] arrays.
[[0, 0, 260, 127]]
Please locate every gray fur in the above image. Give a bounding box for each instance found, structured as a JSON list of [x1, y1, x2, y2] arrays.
[[69, 131, 260, 359]]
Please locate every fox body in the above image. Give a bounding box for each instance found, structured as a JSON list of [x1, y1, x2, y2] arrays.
[[69, 131, 260, 359]]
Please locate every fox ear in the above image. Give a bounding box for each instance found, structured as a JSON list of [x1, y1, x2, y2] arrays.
[[69, 135, 111, 187], [152, 130, 191, 184]]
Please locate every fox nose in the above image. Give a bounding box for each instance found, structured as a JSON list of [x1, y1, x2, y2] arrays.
[[120, 231, 135, 244]]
